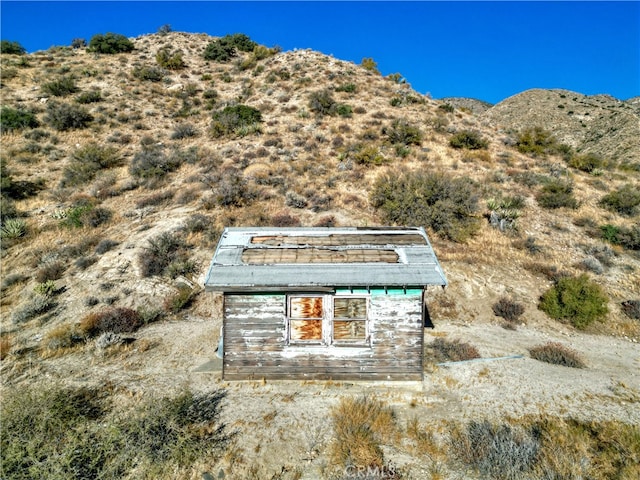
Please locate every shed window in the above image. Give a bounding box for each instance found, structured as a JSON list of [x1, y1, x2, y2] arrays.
[[286, 294, 369, 346], [288, 296, 323, 342], [333, 297, 368, 343]]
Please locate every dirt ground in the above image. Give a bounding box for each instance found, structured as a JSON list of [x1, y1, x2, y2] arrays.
[[16, 294, 638, 479]]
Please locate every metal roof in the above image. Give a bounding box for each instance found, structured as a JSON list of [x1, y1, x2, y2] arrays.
[[204, 227, 448, 292]]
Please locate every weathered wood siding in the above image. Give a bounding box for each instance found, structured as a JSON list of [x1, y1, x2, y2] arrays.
[[223, 289, 424, 380]]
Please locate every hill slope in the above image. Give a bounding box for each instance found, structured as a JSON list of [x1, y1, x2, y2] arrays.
[[481, 88, 640, 164], [1, 32, 639, 479]]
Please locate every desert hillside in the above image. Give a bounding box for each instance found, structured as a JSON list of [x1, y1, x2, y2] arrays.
[[1, 31, 639, 479]]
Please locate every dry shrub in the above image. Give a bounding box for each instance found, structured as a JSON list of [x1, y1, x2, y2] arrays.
[[621, 300, 640, 320], [35, 260, 67, 283], [425, 338, 480, 363], [79, 307, 142, 338], [43, 324, 84, 351], [528, 342, 586, 368], [492, 297, 525, 324], [451, 420, 540, 480], [330, 396, 396, 470], [270, 212, 301, 227]]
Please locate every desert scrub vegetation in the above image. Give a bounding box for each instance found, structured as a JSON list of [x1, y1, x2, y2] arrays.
[[486, 195, 525, 232], [370, 170, 480, 242], [0, 384, 231, 479], [598, 184, 640, 217], [210, 104, 262, 138], [155, 47, 185, 70], [340, 143, 387, 166], [79, 306, 143, 337], [138, 230, 195, 278], [449, 129, 488, 150], [425, 337, 481, 363], [568, 152, 608, 173], [0, 39, 26, 55], [0, 106, 39, 132], [514, 126, 572, 158], [450, 417, 640, 480], [536, 178, 579, 209], [87, 32, 134, 54], [599, 223, 640, 251], [203, 32, 257, 62], [308, 89, 337, 116], [60, 143, 121, 187], [129, 144, 183, 180], [538, 274, 608, 329], [131, 65, 166, 82], [492, 297, 525, 327], [621, 300, 640, 320], [529, 342, 586, 368], [330, 396, 397, 473], [40, 75, 79, 97], [382, 118, 423, 146], [44, 101, 93, 131]]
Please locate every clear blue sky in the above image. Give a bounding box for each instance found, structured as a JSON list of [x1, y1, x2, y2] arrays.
[[1, 1, 638, 104]]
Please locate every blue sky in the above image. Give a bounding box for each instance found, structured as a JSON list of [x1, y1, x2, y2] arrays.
[[1, 1, 638, 104]]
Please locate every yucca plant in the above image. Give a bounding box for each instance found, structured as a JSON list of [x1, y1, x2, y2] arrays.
[[0, 218, 26, 239]]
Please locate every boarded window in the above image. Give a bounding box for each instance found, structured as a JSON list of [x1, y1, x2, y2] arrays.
[[289, 296, 323, 342], [333, 297, 368, 343]]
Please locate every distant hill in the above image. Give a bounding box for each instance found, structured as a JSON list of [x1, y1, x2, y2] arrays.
[[481, 88, 640, 164]]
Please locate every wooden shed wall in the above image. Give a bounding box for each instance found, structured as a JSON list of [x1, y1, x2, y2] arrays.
[[222, 290, 424, 380]]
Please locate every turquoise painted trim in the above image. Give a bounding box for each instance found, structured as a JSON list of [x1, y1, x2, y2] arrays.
[[336, 288, 422, 297]]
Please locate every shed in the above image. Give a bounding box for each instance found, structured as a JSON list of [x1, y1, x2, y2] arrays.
[[204, 227, 447, 380]]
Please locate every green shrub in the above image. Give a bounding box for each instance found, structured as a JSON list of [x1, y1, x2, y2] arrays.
[[0, 40, 26, 55], [61, 143, 120, 187], [203, 38, 236, 62], [568, 152, 606, 173], [599, 184, 640, 217], [71, 37, 86, 49], [515, 127, 571, 158], [41, 75, 78, 97], [44, 101, 93, 130], [203, 33, 255, 62], [342, 143, 386, 166], [538, 274, 608, 329], [370, 170, 480, 242], [131, 65, 165, 82], [600, 224, 640, 250], [335, 83, 357, 93], [210, 104, 262, 137], [336, 104, 352, 117], [308, 89, 337, 116], [536, 179, 579, 209], [360, 57, 380, 74], [449, 130, 488, 150], [0, 106, 39, 133], [88, 32, 134, 54], [75, 89, 102, 104], [529, 342, 586, 368], [155, 47, 185, 70], [382, 118, 422, 146], [425, 337, 481, 363]]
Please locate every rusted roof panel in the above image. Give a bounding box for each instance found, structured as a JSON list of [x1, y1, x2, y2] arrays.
[[204, 227, 447, 291]]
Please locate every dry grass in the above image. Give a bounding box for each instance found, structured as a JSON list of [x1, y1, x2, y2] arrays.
[[330, 395, 397, 470], [425, 337, 481, 364]]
